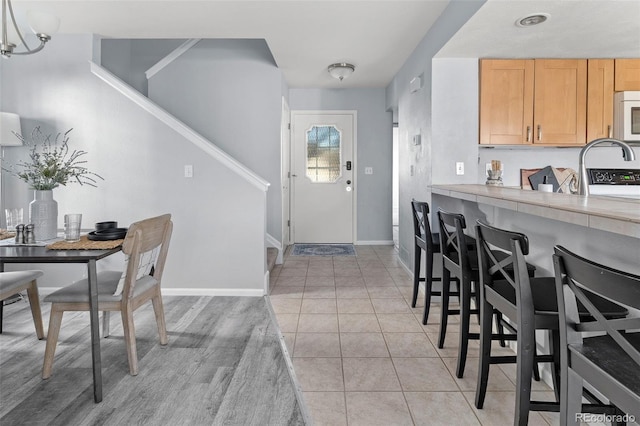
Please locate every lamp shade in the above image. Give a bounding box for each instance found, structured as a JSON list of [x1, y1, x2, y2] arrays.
[[0, 112, 22, 146]]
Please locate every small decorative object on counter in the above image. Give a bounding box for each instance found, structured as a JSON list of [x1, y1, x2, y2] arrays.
[[25, 224, 36, 244], [486, 160, 503, 186], [537, 176, 554, 192], [15, 224, 25, 244]]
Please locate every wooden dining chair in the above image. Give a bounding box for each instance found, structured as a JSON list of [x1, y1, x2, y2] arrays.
[[0, 270, 45, 339], [553, 245, 640, 425], [42, 214, 173, 378]]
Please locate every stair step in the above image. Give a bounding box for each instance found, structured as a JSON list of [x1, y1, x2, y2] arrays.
[[267, 247, 278, 272]]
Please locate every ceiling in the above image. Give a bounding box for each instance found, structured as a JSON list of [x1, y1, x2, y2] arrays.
[[9, 0, 640, 88]]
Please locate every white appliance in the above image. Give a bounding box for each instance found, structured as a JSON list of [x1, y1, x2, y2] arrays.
[[614, 91, 640, 142], [588, 168, 640, 199]]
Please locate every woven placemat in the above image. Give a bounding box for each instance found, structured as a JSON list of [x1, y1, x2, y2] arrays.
[[47, 235, 124, 250], [0, 231, 16, 241]]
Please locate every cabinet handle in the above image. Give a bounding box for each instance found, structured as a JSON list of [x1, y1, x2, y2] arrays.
[[608, 125, 613, 138], [537, 125, 542, 141], [526, 126, 532, 143]]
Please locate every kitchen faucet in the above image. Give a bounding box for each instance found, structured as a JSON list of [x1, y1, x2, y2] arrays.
[[578, 138, 636, 196]]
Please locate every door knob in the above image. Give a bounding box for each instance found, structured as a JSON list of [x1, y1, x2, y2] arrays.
[[346, 180, 351, 184]]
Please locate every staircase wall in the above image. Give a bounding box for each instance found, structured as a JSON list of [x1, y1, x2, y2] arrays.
[[0, 34, 266, 294], [147, 39, 284, 241]]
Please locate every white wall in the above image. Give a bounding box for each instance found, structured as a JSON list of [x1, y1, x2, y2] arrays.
[[1, 35, 265, 293], [288, 88, 393, 243], [147, 39, 283, 242]]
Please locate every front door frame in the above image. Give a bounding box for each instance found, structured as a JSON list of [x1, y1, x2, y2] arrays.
[[290, 110, 358, 244]]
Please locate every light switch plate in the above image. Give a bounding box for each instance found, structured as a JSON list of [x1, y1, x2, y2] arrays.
[[184, 165, 193, 178], [456, 162, 464, 175], [364, 167, 373, 175]]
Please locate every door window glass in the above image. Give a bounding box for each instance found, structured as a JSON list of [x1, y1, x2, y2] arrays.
[[306, 125, 341, 183]]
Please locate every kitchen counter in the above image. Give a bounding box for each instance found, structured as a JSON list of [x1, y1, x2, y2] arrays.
[[430, 185, 640, 238]]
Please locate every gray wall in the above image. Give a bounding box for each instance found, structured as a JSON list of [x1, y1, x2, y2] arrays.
[[1, 34, 266, 292], [101, 39, 186, 96], [147, 39, 283, 241], [289, 88, 393, 243], [385, 0, 486, 266]]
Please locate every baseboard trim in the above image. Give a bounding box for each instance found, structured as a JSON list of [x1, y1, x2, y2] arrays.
[[162, 288, 265, 297], [38, 287, 265, 297], [355, 240, 395, 246]]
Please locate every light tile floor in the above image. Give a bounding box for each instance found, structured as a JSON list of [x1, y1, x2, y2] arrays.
[[269, 245, 565, 426]]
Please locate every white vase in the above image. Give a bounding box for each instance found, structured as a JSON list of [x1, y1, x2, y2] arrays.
[[29, 190, 58, 241]]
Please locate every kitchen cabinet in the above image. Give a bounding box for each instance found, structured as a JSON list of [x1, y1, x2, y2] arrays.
[[479, 59, 534, 145], [533, 59, 587, 145], [614, 59, 640, 91], [480, 59, 587, 146], [587, 59, 614, 141]]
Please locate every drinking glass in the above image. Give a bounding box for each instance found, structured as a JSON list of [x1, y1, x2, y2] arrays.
[[64, 213, 82, 242], [5, 208, 24, 231]]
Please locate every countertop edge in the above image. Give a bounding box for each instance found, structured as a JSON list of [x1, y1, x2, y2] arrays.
[[430, 185, 640, 238]]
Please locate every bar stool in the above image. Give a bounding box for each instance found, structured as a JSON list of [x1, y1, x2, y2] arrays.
[[411, 200, 444, 324], [474, 223, 629, 425], [554, 245, 639, 426], [437, 210, 537, 379]]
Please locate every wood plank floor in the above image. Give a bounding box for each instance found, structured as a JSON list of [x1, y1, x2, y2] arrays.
[[0, 295, 307, 425]]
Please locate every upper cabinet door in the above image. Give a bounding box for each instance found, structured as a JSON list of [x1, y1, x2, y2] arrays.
[[587, 59, 614, 141], [614, 59, 640, 91], [479, 59, 534, 145], [533, 59, 587, 145]]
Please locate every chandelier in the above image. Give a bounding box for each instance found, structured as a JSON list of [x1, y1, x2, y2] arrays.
[[1, 0, 59, 58]]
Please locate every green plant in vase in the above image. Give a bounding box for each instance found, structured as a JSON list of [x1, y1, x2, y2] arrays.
[[2, 127, 103, 240]]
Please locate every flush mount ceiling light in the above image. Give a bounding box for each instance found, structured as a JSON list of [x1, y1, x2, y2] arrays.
[[1, 0, 60, 58], [515, 13, 550, 28], [328, 63, 355, 81]]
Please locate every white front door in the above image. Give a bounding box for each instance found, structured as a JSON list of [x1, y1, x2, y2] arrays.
[[291, 112, 355, 243]]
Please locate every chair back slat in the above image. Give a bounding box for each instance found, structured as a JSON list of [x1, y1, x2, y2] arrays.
[[553, 245, 640, 366], [412, 200, 435, 251], [121, 214, 173, 300], [438, 210, 469, 270], [475, 221, 533, 310]]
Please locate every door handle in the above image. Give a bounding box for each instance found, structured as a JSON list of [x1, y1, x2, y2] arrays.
[[345, 161, 352, 171], [346, 180, 351, 185]]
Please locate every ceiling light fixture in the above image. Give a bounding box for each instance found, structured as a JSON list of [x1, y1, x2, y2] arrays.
[[328, 63, 355, 81], [1, 0, 59, 58], [515, 13, 550, 28]]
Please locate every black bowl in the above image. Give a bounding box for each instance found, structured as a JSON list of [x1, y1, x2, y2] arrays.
[[87, 228, 128, 241], [95, 221, 118, 231]]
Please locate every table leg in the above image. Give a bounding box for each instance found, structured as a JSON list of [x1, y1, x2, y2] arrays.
[[87, 259, 103, 403]]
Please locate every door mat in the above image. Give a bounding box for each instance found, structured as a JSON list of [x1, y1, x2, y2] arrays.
[[291, 244, 356, 256]]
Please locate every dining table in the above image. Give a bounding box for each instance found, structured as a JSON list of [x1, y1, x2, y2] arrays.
[[0, 242, 122, 403]]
